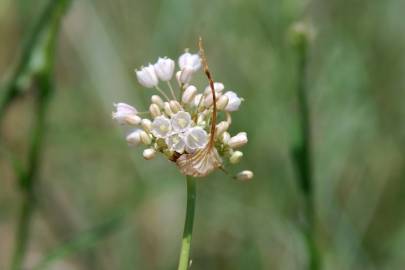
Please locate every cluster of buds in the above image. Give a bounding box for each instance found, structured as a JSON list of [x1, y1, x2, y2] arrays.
[[112, 40, 253, 180]]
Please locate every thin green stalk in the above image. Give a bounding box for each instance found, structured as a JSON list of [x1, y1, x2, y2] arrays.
[[291, 24, 320, 270], [177, 176, 196, 270], [8, 1, 72, 269]]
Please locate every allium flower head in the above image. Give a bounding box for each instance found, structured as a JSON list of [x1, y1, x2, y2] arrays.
[[113, 39, 253, 179]]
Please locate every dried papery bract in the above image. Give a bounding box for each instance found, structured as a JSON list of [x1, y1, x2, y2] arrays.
[[176, 38, 222, 177]]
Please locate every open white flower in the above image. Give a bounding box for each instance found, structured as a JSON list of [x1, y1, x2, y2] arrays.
[[166, 133, 186, 153], [178, 51, 201, 71], [154, 57, 175, 81], [223, 91, 242, 112], [136, 64, 159, 88], [171, 111, 192, 132], [112, 103, 140, 125], [184, 127, 208, 150], [151, 116, 172, 138]]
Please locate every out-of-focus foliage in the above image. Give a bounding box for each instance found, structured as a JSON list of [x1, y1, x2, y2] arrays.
[[1, 0, 405, 269]]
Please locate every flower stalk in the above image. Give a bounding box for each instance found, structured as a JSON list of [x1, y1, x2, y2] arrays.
[[177, 176, 196, 270], [290, 22, 320, 270]]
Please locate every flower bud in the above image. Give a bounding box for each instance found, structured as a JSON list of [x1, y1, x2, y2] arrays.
[[169, 100, 182, 113], [216, 95, 229, 110], [135, 64, 158, 88], [204, 92, 221, 107], [151, 95, 165, 108], [179, 68, 194, 84], [216, 121, 229, 137], [149, 103, 161, 118], [139, 130, 152, 145], [153, 57, 175, 81], [228, 132, 248, 148], [236, 170, 254, 181], [178, 51, 201, 71], [112, 103, 140, 125], [126, 130, 142, 146], [141, 119, 152, 132], [182, 85, 197, 104], [229, 151, 243, 164], [193, 94, 204, 107], [164, 102, 174, 116], [204, 82, 224, 95], [223, 91, 242, 112], [143, 148, 156, 160], [222, 131, 231, 144]]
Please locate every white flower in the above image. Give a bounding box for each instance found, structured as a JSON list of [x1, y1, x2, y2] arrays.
[[178, 51, 201, 71], [184, 127, 208, 150], [204, 82, 224, 94], [223, 91, 242, 112], [112, 103, 141, 125], [143, 148, 156, 160], [126, 129, 142, 146], [228, 132, 248, 148], [171, 111, 192, 132], [182, 85, 197, 104], [178, 68, 194, 84], [151, 116, 172, 138], [236, 170, 254, 181], [136, 64, 159, 88], [165, 133, 186, 153], [154, 57, 175, 81]]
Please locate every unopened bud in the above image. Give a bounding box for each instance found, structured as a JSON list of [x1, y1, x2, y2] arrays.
[[236, 170, 254, 181], [149, 103, 161, 118], [216, 95, 229, 110], [229, 151, 243, 164], [228, 132, 248, 148], [126, 130, 142, 146], [151, 95, 165, 108], [143, 148, 156, 160], [170, 100, 182, 113], [139, 131, 152, 145], [182, 85, 197, 104], [179, 68, 194, 84], [222, 132, 231, 144], [141, 119, 152, 132], [204, 82, 224, 95], [164, 102, 174, 116], [216, 121, 229, 137]]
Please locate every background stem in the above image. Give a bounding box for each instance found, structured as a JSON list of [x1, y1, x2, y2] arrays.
[[177, 176, 196, 270], [292, 27, 321, 270]]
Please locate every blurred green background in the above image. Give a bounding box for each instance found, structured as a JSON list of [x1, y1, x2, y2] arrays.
[[1, 0, 405, 269]]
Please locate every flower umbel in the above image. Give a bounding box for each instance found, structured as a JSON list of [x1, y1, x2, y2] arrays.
[[113, 39, 252, 179]]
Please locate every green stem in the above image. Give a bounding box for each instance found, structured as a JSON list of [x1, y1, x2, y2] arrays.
[[294, 31, 320, 270], [10, 193, 35, 270], [177, 176, 196, 270]]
